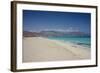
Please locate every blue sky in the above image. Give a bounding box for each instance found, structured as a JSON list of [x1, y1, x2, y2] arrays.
[[23, 10, 91, 33]]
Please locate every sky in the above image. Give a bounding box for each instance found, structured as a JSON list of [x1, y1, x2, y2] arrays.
[[23, 10, 91, 34]]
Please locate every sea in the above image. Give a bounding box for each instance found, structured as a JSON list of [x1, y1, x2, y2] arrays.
[[48, 36, 91, 48]]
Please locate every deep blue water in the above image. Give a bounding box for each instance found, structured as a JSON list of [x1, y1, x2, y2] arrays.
[[48, 36, 91, 48]]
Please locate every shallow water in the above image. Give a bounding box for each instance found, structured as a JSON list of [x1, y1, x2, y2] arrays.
[[48, 36, 91, 48]]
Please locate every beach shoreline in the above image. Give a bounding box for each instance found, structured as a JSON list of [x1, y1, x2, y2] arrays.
[[23, 37, 91, 63]]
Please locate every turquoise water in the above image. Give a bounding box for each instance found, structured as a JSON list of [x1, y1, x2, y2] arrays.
[[48, 36, 91, 48]]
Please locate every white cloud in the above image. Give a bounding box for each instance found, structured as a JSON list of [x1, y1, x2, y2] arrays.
[[42, 27, 80, 32]]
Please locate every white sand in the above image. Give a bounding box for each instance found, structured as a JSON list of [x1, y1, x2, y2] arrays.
[[23, 37, 90, 62]]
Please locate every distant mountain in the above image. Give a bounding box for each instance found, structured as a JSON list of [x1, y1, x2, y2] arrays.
[[39, 31, 90, 37], [23, 31, 40, 37], [23, 31, 90, 37], [40, 31, 65, 37]]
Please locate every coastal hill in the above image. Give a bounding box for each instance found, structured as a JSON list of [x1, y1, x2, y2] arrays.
[[23, 31, 90, 37], [23, 31, 40, 37]]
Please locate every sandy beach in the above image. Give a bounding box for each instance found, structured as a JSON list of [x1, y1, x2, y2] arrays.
[[23, 37, 90, 63]]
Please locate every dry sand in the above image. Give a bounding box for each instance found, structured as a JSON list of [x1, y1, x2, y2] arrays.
[[23, 37, 90, 62]]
